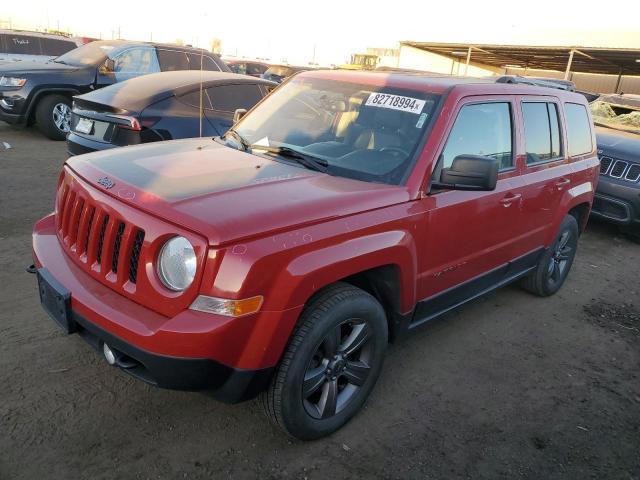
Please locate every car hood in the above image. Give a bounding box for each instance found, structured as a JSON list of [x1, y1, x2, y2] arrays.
[[66, 138, 410, 246], [0, 60, 80, 75], [595, 126, 640, 159]]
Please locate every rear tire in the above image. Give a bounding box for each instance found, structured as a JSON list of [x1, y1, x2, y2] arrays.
[[260, 282, 388, 440], [35, 94, 71, 140], [521, 215, 579, 297]]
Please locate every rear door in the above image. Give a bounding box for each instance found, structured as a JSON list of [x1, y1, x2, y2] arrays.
[[156, 48, 189, 71], [418, 96, 529, 303], [516, 96, 571, 249]]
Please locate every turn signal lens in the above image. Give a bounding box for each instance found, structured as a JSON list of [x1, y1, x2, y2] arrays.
[[190, 295, 263, 317]]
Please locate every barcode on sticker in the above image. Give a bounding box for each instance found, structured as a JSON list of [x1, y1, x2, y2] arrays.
[[365, 93, 425, 114]]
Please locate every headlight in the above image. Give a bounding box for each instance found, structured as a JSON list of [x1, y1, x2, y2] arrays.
[[0, 76, 26, 87], [157, 236, 197, 291]]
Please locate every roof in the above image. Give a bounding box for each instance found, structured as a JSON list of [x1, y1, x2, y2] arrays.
[[299, 70, 588, 100], [400, 41, 640, 76], [76, 70, 273, 112]]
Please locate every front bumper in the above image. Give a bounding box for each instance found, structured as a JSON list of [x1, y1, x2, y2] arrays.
[[0, 89, 28, 125], [592, 177, 640, 230], [32, 214, 301, 402]]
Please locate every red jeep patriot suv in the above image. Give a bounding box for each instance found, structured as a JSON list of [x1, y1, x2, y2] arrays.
[[32, 71, 598, 439]]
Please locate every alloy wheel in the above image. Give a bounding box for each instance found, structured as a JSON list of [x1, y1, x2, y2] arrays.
[[52, 103, 71, 133], [302, 318, 373, 420], [547, 230, 572, 282]]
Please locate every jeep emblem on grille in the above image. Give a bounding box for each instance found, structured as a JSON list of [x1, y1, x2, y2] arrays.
[[97, 176, 115, 189]]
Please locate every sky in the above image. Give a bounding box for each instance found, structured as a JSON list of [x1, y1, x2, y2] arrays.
[[2, 0, 640, 66]]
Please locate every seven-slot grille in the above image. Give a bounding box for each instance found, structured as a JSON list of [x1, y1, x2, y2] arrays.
[[56, 183, 145, 286], [599, 155, 640, 182]]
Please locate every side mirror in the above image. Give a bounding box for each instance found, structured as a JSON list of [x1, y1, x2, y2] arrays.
[[100, 58, 115, 73], [233, 108, 247, 123], [434, 155, 499, 191]]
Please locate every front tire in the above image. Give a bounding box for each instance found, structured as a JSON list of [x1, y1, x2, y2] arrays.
[[35, 94, 71, 140], [261, 283, 388, 440], [521, 214, 579, 296]]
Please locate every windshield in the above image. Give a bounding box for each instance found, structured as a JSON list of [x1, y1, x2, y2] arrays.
[[234, 76, 439, 185], [54, 41, 122, 67], [590, 99, 640, 135]]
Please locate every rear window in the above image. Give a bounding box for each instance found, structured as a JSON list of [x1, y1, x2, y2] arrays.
[[208, 84, 264, 112], [3, 34, 41, 55], [522, 102, 562, 164], [564, 103, 593, 156], [40, 38, 76, 56]]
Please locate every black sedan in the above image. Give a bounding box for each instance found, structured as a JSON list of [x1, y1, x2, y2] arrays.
[[67, 70, 275, 156], [0, 40, 229, 140]]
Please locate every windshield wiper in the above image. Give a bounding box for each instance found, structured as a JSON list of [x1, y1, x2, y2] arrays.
[[251, 145, 328, 173], [223, 128, 250, 151]]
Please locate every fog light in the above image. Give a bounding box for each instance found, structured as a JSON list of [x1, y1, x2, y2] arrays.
[[103, 343, 116, 365], [0, 98, 14, 110]]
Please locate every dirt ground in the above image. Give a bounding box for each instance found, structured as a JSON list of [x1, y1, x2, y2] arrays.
[[1, 123, 639, 480]]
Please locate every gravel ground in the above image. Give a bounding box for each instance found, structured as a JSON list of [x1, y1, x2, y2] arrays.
[[1, 123, 639, 480]]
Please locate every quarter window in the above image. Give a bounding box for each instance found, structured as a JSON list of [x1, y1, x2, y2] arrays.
[[441, 102, 513, 170], [522, 102, 562, 164], [564, 103, 593, 156]]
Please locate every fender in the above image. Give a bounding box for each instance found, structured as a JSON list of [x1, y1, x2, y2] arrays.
[[24, 86, 83, 120], [271, 229, 417, 314], [545, 180, 595, 245]]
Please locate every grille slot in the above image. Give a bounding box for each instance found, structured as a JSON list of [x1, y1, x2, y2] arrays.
[[129, 230, 145, 284], [609, 160, 628, 178], [599, 156, 613, 174], [626, 164, 640, 182], [96, 215, 110, 264], [111, 222, 126, 273], [84, 207, 96, 253]]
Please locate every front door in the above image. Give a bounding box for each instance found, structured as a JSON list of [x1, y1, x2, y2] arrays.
[[416, 98, 529, 318]]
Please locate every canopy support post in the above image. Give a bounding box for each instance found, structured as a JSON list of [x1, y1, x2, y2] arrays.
[[564, 49, 575, 80], [464, 47, 472, 76], [615, 68, 624, 93]]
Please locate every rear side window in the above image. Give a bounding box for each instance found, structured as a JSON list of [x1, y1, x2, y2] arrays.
[[187, 53, 221, 71], [564, 103, 593, 156], [208, 84, 264, 112], [247, 63, 267, 76], [4, 35, 41, 55], [522, 102, 562, 164], [157, 49, 189, 71], [178, 89, 213, 110], [441, 102, 513, 170]]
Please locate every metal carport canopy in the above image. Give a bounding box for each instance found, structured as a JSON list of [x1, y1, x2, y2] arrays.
[[400, 41, 640, 77]]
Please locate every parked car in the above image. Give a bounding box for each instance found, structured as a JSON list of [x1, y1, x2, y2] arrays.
[[0, 29, 82, 64], [225, 59, 270, 78], [261, 64, 309, 83], [67, 71, 275, 156], [0, 40, 230, 140], [589, 93, 640, 242], [31, 71, 597, 440]]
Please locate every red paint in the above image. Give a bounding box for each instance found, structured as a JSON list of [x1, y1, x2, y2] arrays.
[[33, 72, 598, 371]]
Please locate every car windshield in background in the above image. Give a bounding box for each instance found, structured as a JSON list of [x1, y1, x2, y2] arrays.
[[53, 41, 120, 66], [234, 77, 439, 185], [591, 99, 640, 135]]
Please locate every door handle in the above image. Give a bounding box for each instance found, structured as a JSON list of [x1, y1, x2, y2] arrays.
[[555, 178, 571, 189], [500, 193, 522, 207]]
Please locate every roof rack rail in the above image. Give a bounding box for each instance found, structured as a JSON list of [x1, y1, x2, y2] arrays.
[[495, 75, 575, 92]]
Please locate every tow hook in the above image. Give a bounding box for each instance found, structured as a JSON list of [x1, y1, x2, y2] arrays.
[[26, 264, 37, 274]]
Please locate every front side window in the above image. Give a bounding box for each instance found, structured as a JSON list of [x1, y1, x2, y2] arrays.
[[440, 102, 513, 170], [522, 102, 562, 164], [112, 47, 160, 81], [565, 103, 593, 156], [234, 77, 439, 185]]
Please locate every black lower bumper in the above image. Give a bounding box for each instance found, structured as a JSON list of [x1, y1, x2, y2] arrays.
[[66, 133, 112, 157], [69, 310, 274, 403], [0, 108, 25, 125]]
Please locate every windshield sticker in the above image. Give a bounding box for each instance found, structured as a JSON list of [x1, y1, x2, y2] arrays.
[[254, 136, 270, 147], [365, 93, 425, 114], [416, 113, 428, 128]]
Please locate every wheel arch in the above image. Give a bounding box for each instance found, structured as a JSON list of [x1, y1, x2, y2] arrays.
[[26, 87, 81, 123]]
